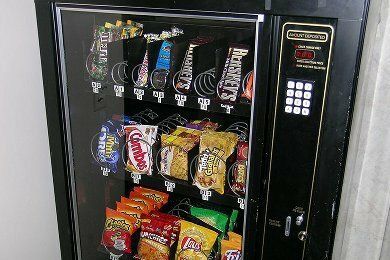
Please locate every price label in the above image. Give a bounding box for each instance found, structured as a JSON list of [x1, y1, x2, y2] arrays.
[[175, 94, 187, 107], [200, 190, 212, 201], [221, 104, 234, 114], [198, 98, 210, 111], [164, 181, 176, 192], [92, 81, 102, 93], [110, 253, 121, 260], [100, 167, 110, 176], [114, 85, 124, 97], [131, 173, 141, 184], [238, 198, 245, 210], [153, 91, 165, 103], [134, 88, 144, 100]]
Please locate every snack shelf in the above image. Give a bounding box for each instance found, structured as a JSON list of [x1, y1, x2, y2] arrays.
[[108, 170, 246, 211], [88, 80, 252, 117]]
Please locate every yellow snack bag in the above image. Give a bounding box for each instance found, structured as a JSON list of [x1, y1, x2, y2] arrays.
[[194, 131, 238, 194], [175, 220, 218, 260]]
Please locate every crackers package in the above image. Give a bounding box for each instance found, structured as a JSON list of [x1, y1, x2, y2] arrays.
[[194, 131, 238, 194]]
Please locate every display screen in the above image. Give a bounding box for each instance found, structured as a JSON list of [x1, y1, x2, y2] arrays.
[[294, 49, 315, 60]]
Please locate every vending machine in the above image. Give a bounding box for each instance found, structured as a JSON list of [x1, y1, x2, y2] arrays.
[[34, 0, 370, 259]]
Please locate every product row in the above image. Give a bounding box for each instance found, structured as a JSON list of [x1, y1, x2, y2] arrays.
[[86, 20, 254, 104], [101, 186, 242, 259], [93, 109, 249, 196]]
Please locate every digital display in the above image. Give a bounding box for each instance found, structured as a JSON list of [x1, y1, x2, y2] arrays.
[[294, 49, 315, 60]]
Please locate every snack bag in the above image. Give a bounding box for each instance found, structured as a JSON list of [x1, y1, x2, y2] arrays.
[[232, 141, 249, 194], [171, 126, 202, 140], [101, 208, 137, 254], [175, 220, 218, 260], [221, 233, 242, 260], [190, 207, 229, 252], [194, 131, 238, 194], [150, 211, 181, 245], [129, 190, 159, 210], [228, 210, 239, 232], [133, 187, 169, 208], [160, 134, 199, 181], [241, 71, 254, 102], [185, 120, 219, 131], [137, 216, 173, 260], [120, 196, 150, 214], [125, 125, 157, 175], [116, 201, 143, 228]]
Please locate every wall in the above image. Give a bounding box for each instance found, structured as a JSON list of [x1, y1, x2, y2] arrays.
[[0, 1, 61, 259], [333, 0, 390, 259]]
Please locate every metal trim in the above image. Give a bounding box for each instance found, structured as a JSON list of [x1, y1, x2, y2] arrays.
[[55, 6, 83, 260]]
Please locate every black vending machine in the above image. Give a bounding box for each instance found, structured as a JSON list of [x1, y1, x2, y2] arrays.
[[34, 0, 370, 259]]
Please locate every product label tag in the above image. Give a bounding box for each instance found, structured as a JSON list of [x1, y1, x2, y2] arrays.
[[221, 104, 233, 114], [92, 81, 102, 93], [131, 173, 142, 184], [198, 98, 210, 110], [153, 91, 165, 103], [134, 88, 144, 100], [165, 181, 176, 192], [238, 198, 245, 210], [200, 190, 212, 201], [114, 85, 124, 97], [175, 94, 187, 106]]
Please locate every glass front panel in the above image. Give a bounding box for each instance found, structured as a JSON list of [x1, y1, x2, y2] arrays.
[[58, 7, 259, 259]]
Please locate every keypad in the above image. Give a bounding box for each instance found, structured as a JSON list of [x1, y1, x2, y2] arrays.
[[284, 79, 314, 116]]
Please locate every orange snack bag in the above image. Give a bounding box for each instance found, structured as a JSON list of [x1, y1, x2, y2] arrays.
[[101, 208, 137, 254], [129, 191, 158, 210], [221, 232, 242, 260], [120, 196, 149, 214], [116, 201, 143, 228], [133, 187, 169, 208]]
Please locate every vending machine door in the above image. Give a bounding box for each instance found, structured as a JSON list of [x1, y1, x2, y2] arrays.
[[51, 4, 268, 259]]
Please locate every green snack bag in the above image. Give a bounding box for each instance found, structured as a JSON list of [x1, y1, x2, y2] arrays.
[[190, 206, 229, 253], [228, 210, 239, 232]]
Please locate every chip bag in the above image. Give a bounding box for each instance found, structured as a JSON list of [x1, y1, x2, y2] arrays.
[[221, 232, 242, 260], [129, 190, 159, 210], [232, 141, 249, 194], [101, 208, 137, 254], [120, 196, 150, 214], [137, 216, 174, 260], [190, 207, 229, 252], [116, 202, 143, 228], [195, 131, 238, 194], [175, 220, 218, 260], [133, 187, 169, 209], [150, 211, 181, 245]]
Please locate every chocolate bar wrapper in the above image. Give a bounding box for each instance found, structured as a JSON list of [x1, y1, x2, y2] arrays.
[[217, 44, 249, 103]]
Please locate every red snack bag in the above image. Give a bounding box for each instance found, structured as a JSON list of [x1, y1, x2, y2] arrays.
[[133, 187, 169, 208], [232, 141, 249, 194], [241, 71, 254, 102], [150, 211, 181, 244], [129, 190, 158, 210], [120, 196, 149, 214], [137, 216, 174, 260], [101, 208, 137, 254], [116, 202, 143, 228]]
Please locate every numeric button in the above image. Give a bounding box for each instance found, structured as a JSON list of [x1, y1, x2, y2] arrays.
[[287, 90, 294, 97], [288, 81, 295, 89]]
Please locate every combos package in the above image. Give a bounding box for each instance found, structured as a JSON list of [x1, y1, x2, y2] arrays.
[[194, 131, 238, 194], [232, 141, 249, 194], [125, 125, 157, 175], [160, 127, 201, 180]]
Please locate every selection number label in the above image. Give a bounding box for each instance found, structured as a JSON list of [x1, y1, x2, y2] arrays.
[[131, 173, 142, 184], [164, 181, 176, 192], [134, 88, 144, 100], [92, 81, 102, 93], [200, 190, 212, 201], [198, 98, 210, 111], [175, 94, 187, 107], [153, 91, 165, 103], [114, 85, 124, 97]]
